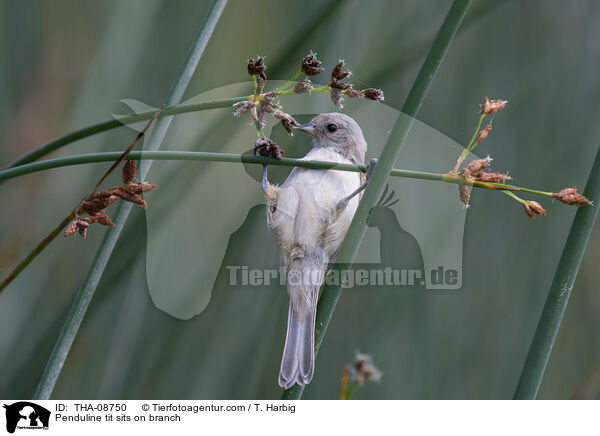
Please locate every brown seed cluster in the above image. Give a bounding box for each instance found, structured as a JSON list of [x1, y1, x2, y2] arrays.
[[480, 97, 508, 115], [247, 56, 266, 81], [64, 160, 156, 238], [273, 110, 299, 135], [459, 157, 510, 184], [457, 157, 511, 206], [301, 52, 324, 76], [235, 52, 385, 161], [476, 124, 493, 144], [523, 200, 547, 218], [235, 52, 386, 135], [458, 184, 471, 206], [352, 353, 382, 386], [452, 96, 592, 219], [361, 88, 385, 102], [293, 79, 313, 94], [552, 187, 591, 207], [254, 138, 284, 159]]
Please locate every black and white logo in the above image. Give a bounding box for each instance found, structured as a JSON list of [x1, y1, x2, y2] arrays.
[[3, 402, 50, 433]]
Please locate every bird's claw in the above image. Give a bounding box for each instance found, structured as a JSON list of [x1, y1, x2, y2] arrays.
[[335, 159, 378, 213], [365, 158, 378, 182]]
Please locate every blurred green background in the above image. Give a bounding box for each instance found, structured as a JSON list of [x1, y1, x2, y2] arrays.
[[1, 0, 599, 399]]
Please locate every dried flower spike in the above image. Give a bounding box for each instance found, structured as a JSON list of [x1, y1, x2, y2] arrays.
[[459, 184, 471, 206], [353, 353, 382, 385], [476, 124, 493, 143], [80, 196, 118, 215], [465, 156, 492, 175], [330, 88, 344, 109], [233, 100, 255, 116], [552, 187, 591, 207], [330, 59, 351, 82], [480, 97, 507, 115], [88, 213, 115, 227], [274, 110, 299, 135], [476, 171, 510, 183], [254, 138, 284, 159], [343, 88, 361, 98], [113, 189, 147, 209], [523, 200, 547, 218], [127, 181, 157, 195], [361, 88, 385, 102], [122, 159, 136, 185], [64, 220, 78, 237], [330, 81, 351, 90], [301, 52, 324, 76], [293, 79, 313, 94], [247, 56, 266, 80]]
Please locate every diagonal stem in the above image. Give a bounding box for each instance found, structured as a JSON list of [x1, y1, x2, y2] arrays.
[[0, 109, 162, 293], [32, 0, 228, 400], [513, 145, 600, 399]]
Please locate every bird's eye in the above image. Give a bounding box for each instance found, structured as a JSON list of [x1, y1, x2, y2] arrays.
[[327, 123, 338, 133]]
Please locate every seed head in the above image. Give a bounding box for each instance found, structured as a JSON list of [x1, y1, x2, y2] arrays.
[[113, 189, 147, 209], [476, 124, 493, 143], [77, 220, 90, 238], [330, 81, 352, 90], [480, 97, 507, 115], [361, 88, 385, 102], [64, 220, 78, 237], [293, 79, 313, 94], [330, 59, 351, 82], [122, 160, 136, 185], [552, 187, 591, 207], [88, 213, 115, 227], [352, 353, 382, 385], [301, 51, 324, 76], [233, 100, 255, 116], [247, 56, 266, 80], [466, 157, 492, 175], [273, 110, 299, 135], [523, 200, 547, 218], [80, 196, 118, 215], [127, 181, 157, 195], [330, 88, 344, 109], [258, 92, 279, 113], [343, 88, 361, 98], [476, 171, 510, 183], [254, 138, 284, 159], [459, 184, 471, 206]]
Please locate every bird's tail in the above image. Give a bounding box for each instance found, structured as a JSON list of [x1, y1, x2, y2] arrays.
[[278, 254, 325, 390]]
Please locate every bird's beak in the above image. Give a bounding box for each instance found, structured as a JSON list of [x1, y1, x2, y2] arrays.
[[293, 121, 316, 135]]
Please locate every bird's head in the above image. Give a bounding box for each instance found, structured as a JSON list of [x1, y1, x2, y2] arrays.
[[294, 112, 367, 165]]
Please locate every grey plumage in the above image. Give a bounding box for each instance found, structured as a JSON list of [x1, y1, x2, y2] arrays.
[[261, 113, 369, 389]]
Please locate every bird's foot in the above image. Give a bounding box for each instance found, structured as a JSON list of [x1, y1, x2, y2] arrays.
[[336, 158, 378, 212]]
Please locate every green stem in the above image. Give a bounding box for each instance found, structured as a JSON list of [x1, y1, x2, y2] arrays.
[[32, 0, 228, 401], [0, 108, 162, 294], [4, 97, 245, 170], [513, 145, 600, 399], [467, 114, 486, 152], [0, 151, 557, 198], [453, 113, 485, 173], [281, 0, 472, 400], [503, 189, 526, 204], [278, 85, 330, 96], [276, 69, 303, 93], [345, 381, 359, 400]]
